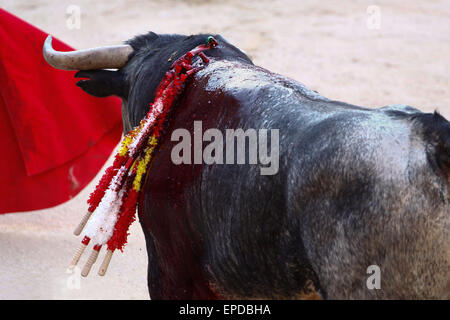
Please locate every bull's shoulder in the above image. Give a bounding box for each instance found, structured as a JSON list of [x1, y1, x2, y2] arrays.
[[194, 59, 330, 102]]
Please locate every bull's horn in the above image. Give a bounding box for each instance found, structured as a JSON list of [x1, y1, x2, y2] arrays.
[[43, 35, 133, 71]]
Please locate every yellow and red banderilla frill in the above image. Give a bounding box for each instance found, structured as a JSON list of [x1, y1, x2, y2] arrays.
[[68, 36, 218, 277]]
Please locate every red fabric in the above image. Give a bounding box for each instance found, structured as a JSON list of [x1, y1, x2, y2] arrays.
[[0, 9, 123, 214]]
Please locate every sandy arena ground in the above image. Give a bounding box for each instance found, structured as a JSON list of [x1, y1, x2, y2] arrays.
[[0, 0, 449, 299]]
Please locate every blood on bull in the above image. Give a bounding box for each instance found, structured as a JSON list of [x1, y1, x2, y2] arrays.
[[43, 31, 449, 299]]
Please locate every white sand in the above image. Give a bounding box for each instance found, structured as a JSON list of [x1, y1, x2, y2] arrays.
[[1, 0, 449, 299]]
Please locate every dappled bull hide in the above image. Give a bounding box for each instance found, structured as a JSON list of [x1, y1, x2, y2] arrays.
[[71, 32, 449, 299], [138, 59, 449, 299], [139, 59, 327, 299]]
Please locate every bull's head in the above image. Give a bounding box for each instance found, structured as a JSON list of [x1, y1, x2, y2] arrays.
[[43, 32, 251, 132]]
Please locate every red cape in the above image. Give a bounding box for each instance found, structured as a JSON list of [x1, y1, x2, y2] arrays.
[[0, 9, 123, 214]]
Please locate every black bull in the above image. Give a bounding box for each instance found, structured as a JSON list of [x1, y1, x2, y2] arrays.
[[74, 33, 449, 299]]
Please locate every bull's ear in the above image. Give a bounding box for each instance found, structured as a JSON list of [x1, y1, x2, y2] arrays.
[[75, 70, 126, 98]]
